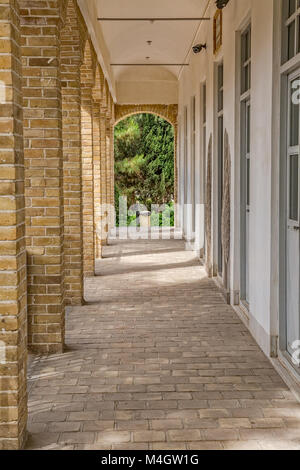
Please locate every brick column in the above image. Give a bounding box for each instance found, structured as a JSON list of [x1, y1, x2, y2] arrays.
[[81, 43, 94, 277], [109, 120, 115, 228], [100, 107, 108, 246], [20, 0, 65, 353], [0, 0, 27, 449], [107, 93, 114, 226], [61, 0, 83, 305], [92, 70, 102, 259]]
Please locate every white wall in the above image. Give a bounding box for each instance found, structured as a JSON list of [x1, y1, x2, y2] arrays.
[[178, 0, 277, 357], [117, 80, 178, 104]]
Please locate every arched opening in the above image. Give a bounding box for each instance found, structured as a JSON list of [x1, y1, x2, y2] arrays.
[[114, 113, 175, 231]]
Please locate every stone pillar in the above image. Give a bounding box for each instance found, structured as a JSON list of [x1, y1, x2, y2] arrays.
[[21, 0, 65, 353], [80, 43, 94, 277], [0, 0, 27, 449], [61, 0, 83, 305], [92, 78, 101, 259], [100, 106, 108, 246]]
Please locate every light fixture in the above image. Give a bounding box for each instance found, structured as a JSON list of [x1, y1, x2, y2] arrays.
[[192, 44, 207, 54], [215, 0, 229, 8]]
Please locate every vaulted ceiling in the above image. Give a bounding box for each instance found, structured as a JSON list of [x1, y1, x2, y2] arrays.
[[78, 0, 209, 104]]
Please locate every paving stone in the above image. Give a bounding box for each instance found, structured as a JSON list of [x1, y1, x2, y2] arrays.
[[151, 419, 183, 430], [133, 431, 165, 442], [116, 420, 149, 431], [48, 422, 81, 433], [58, 433, 95, 445], [68, 412, 99, 421], [83, 421, 115, 432], [96, 431, 131, 445], [219, 418, 251, 428], [167, 429, 202, 442]]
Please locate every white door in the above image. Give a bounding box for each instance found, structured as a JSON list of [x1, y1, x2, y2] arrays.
[[286, 73, 300, 357]]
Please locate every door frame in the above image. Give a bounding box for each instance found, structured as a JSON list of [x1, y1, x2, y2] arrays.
[[240, 95, 251, 305], [279, 67, 300, 367]]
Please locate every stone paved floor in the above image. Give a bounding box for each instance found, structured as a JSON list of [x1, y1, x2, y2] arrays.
[[26, 235, 300, 450]]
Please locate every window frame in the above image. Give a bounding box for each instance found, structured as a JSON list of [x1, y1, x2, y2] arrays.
[[282, 0, 300, 64], [287, 71, 300, 228]]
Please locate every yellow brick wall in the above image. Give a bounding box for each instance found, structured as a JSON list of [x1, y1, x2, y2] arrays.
[[0, 0, 123, 449], [92, 66, 103, 259], [20, 0, 65, 354], [0, 0, 27, 450], [61, 0, 85, 305], [80, 40, 95, 277]]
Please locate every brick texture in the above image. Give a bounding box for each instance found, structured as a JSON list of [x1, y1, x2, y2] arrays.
[[0, 0, 27, 450], [92, 67, 102, 259], [80, 40, 95, 277], [61, 0, 85, 305], [20, 0, 65, 354], [100, 82, 108, 245], [0, 0, 162, 451]]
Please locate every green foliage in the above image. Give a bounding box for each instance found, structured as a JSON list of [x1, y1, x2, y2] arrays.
[[150, 202, 175, 227], [114, 114, 174, 226]]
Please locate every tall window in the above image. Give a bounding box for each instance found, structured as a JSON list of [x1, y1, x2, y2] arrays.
[[279, 0, 300, 370], [217, 63, 224, 276], [240, 25, 251, 305], [184, 106, 188, 228], [201, 82, 207, 255], [241, 25, 251, 94], [282, 0, 300, 63], [201, 83, 207, 200], [191, 96, 196, 234]]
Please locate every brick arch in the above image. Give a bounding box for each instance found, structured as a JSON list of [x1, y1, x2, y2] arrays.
[[115, 104, 178, 127], [114, 105, 178, 204]]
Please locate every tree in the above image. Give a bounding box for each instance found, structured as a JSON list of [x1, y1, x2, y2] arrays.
[[114, 113, 174, 225]]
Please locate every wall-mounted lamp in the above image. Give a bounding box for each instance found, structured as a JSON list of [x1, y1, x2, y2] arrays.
[[215, 0, 229, 9], [192, 44, 207, 54]]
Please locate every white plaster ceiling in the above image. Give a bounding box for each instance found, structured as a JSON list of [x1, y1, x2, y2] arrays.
[[94, 0, 208, 81]]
